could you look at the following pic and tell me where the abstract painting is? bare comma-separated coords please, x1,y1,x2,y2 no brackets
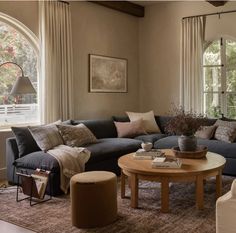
89,54,127,93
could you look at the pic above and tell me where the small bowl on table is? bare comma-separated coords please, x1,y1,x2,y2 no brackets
141,142,153,152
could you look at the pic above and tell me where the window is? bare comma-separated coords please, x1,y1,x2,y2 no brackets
203,37,236,119
0,15,39,128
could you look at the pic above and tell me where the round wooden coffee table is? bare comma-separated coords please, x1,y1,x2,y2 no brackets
118,149,226,213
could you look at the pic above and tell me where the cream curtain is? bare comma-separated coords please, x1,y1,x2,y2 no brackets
180,16,206,113
39,1,74,123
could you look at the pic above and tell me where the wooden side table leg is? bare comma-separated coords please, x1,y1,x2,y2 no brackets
196,175,204,210
161,178,169,213
130,173,138,208
216,171,222,200
121,170,126,199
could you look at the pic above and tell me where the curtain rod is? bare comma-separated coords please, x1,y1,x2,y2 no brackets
58,0,69,5
182,9,236,20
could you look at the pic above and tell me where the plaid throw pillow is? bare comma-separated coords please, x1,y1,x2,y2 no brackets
57,123,97,147
28,124,64,151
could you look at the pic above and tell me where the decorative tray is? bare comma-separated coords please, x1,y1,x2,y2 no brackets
172,145,208,159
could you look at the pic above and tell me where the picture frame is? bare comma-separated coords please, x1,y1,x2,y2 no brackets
89,54,128,93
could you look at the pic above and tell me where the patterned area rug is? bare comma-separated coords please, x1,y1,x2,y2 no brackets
0,176,234,233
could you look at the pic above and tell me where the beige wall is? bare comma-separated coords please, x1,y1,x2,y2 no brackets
0,1,38,36
139,1,236,115
70,2,139,119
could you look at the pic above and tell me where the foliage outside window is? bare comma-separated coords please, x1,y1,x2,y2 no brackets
0,22,39,128
203,38,236,119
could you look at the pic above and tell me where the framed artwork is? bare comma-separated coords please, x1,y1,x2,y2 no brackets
89,54,128,93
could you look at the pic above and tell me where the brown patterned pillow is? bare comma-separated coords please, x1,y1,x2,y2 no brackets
214,119,236,143
214,125,236,143
57,123,97,147
28,124,64,152
114,119,147,138
195,125,217,139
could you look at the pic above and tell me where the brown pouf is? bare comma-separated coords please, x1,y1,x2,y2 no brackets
70,171,117,228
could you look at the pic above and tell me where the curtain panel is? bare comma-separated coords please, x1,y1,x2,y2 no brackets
39,1,74,123
180,16,206,113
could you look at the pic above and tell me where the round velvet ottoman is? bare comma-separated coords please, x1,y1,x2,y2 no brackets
70,171,117,228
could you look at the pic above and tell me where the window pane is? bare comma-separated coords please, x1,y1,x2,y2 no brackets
226,39,236,66
204,92,221,118
204,40,221,65
226,68,236,92
0,22,38,127
203,67,221,92
226,94,236,119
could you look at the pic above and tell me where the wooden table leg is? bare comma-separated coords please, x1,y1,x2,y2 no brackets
121,170,126,199
196,175,204,210
216,171,222,200
130,173,138,208
161,178,169,213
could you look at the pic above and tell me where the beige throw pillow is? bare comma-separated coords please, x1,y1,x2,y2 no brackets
195,125,217,139
114,119,147,138
214,119,236,143
57,123,97,147
28,124,64,152
126,110,160,133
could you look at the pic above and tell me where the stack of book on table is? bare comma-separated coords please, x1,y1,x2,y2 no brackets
133,149,165,160
152,157,182,168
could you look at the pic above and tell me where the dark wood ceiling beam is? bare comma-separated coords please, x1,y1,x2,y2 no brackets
89,1,145,17
207,1,227,7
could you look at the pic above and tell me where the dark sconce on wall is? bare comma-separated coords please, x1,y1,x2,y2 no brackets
0,61,36,103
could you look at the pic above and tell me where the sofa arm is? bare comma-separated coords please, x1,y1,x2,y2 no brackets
231,179,236,197
6,137,19,184
216,179,236,233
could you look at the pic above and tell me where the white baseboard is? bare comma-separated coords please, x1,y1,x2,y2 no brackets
0,167,6,180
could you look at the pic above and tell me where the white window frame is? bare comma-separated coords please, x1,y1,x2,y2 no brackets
203,36,236,118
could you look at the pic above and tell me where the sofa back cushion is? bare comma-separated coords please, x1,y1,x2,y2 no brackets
154,116,173,134
112,116,130,122
71,119,117,139
11,127,41,157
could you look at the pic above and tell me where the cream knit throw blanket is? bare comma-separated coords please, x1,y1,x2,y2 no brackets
48,145,90,194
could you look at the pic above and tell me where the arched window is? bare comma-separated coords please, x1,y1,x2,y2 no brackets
203,37,236,119
0,13,39,128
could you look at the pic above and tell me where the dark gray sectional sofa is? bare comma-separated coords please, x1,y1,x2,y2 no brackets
6,116,236,196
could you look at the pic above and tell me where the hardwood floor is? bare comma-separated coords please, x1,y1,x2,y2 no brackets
0,220,36,233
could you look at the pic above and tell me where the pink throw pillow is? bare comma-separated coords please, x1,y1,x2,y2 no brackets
114,119,147,138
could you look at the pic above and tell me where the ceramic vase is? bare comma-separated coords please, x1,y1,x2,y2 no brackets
178,135,197,151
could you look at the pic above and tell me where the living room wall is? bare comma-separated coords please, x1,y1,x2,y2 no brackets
139,1,236,115
70,2,139,119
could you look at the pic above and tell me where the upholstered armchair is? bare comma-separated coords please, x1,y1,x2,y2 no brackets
216,179,236,233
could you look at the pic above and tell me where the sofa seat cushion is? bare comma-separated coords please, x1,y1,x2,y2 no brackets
134,133,167,143
154,135,236,159
86,138,142,164
14,151,60,172
14,138,142,172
